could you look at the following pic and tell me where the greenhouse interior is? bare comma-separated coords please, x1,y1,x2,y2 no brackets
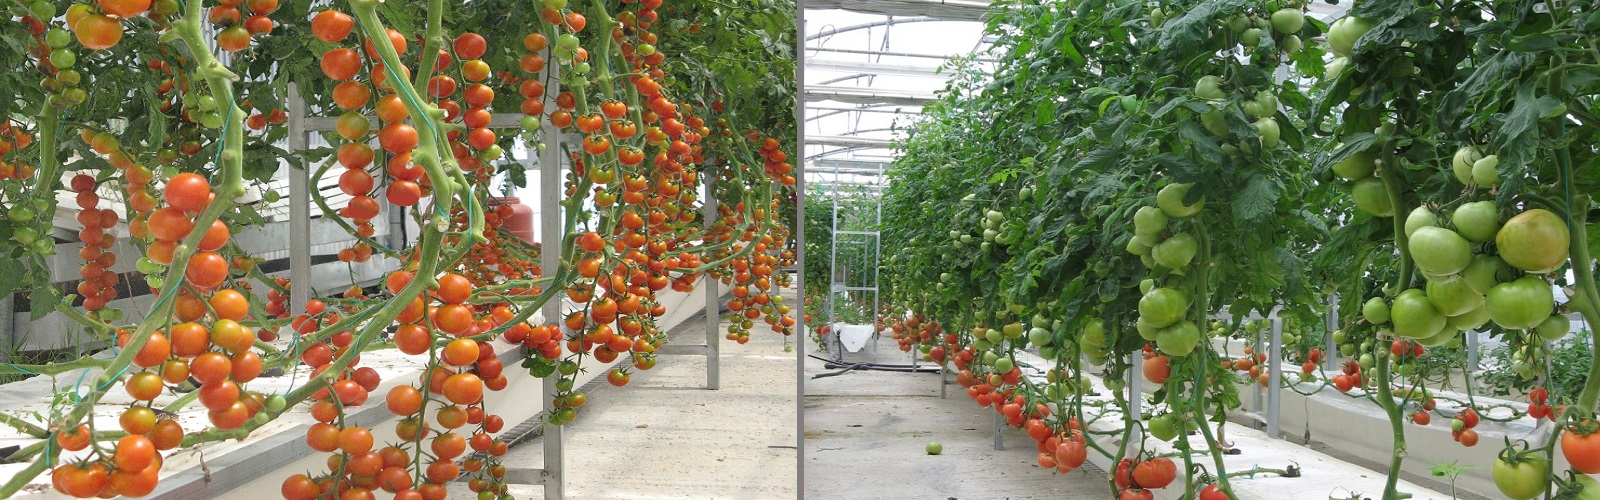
801,0,1600,499
0,0,799,499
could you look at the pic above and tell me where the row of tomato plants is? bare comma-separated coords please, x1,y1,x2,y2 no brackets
0,0,795,498
871,0,1600,499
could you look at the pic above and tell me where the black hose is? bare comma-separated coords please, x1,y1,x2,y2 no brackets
808,354,943,376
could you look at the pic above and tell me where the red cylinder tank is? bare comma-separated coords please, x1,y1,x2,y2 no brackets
490,197,535,243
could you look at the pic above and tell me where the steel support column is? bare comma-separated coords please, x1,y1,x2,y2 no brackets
704,186,720,390
537,52,565,500
285,84,311,316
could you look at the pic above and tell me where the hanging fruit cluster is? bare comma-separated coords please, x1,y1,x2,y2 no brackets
0,0,795,498
69,173,119,312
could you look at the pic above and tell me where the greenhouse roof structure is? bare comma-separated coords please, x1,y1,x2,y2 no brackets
803,1,1352,187
803,4,995,187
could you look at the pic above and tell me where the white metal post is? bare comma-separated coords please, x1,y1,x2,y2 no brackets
286,84,311,316
1266,317,1283,439
703,186,720,390
537,50,564,500
1324,295,1339,370
1251,324,1262,413
992,411,1003,451
1466,329,1480,371
1127,352,1143,451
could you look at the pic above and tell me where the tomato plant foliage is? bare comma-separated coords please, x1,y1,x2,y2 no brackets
0,0,796,498
877,0,1600,498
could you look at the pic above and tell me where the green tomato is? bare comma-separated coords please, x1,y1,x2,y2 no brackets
984,328,1003,345
1403,206,1437,238
925,442,942,455
1125,237,1152,256
1408,226,1472,277
1134,206,1168,236
1425,278,1484,317
1281,34,1303,54
1350,177,1394,217
1486,276,1555,330
1462,254,1507,294
557,33,580,50
1028,327,1053,347
1492,456,1548,500
1136,317,1161,341
1139,279,1155,295
1003,323,1025,339
1156,183,1204,218
1332,149,1376,181
1325,56,1350,80
1452,201,1500,243
1363,297,1391,324
1148,415,1179,441
1339,343,1356,357
1358,353,1375,370
45,29,70,49
1240,28,1261,48
973,339,992,352
1417,327,1459,347
1447,302,1491,331
1194,76,1225,101
1081,320,1107,346
1496,209,1570,273
1254,92,1279,115
1391,289,1445,339
1332,329,1348,344
48,49,76,69
1452,145,1482,186
1271,9,1304,34
1534,314,1570,341
1201,109,1230,137
1571,472,1600,500
1472,155,1500,187
1103,376,1123,391
1156,320,1201,356
994,356,1014,374
11,226,37,245
1327,16,1378,57
1139,288,1189,329
1253,117,1280,149
265,395,287,412
1152,232,1198,269
7,204,35,223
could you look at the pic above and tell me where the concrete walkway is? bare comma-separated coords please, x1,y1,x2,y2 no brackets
803,344,1109,499
466,287,799,499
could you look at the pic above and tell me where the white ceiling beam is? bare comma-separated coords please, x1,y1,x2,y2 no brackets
806,0,995,22
808,135,897,149
806,59,949,77
805,85,936,106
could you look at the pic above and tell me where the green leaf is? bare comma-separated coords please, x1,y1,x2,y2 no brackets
0,259,22,298
1233,174,1279,223
1507,34,1558,53
29,286,60,322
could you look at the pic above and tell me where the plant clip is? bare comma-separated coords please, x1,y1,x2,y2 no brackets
1284,464,1301,477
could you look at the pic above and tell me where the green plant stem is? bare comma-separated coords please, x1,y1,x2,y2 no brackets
1566,198,1600,411
1377,152,1411,500
0,413,45,439
1190,219,1239,499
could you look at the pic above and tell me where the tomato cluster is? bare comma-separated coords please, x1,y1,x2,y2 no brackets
69,174,120,312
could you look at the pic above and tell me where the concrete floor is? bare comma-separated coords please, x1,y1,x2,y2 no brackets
803,345,1109,499
464,288,800,499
